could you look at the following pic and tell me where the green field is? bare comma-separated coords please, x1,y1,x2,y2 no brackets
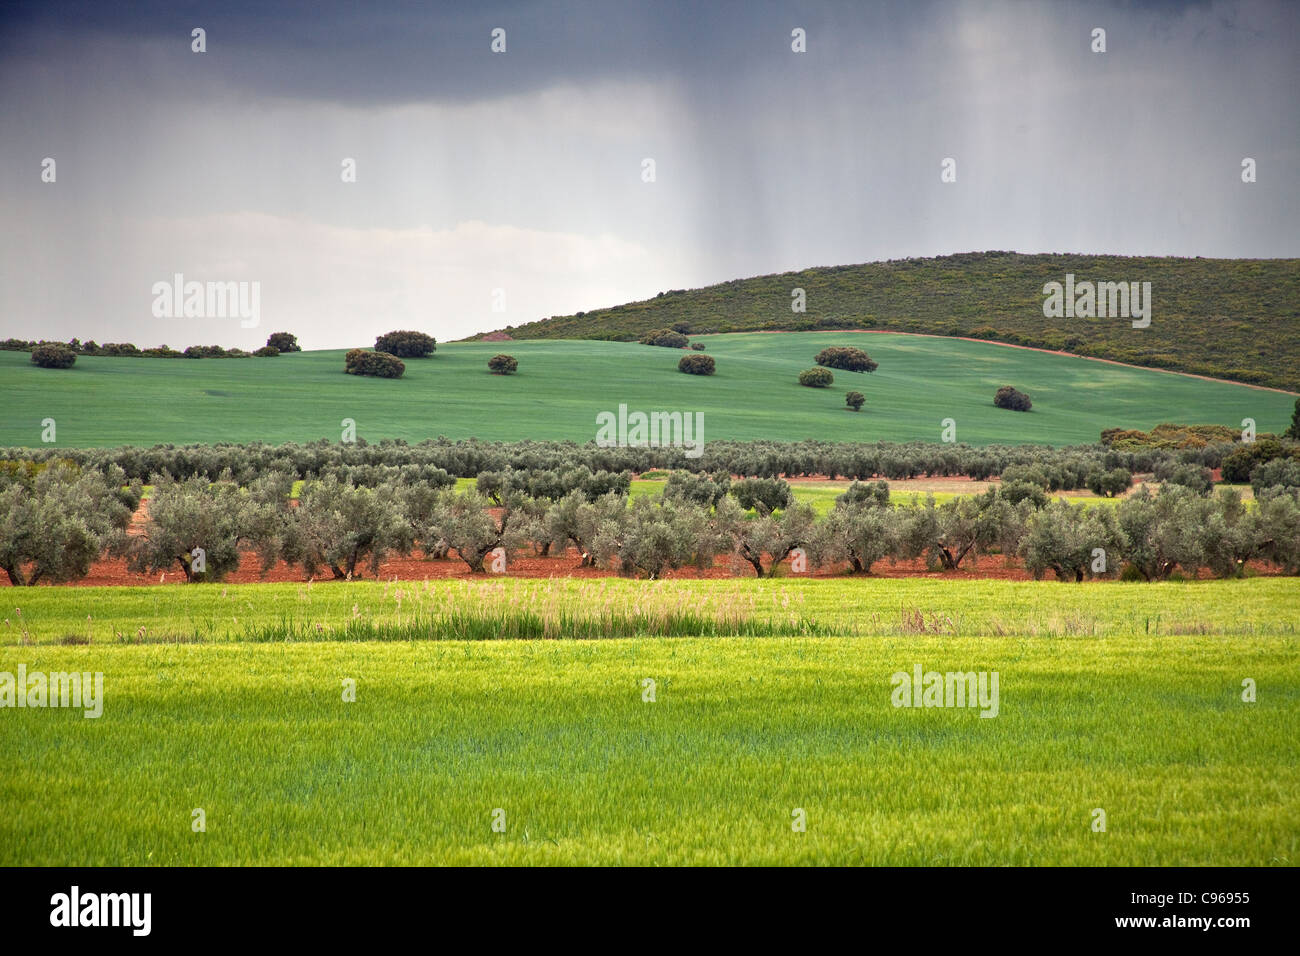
1,332,1292,448
485,252,1300,391
2,578,1296,865
5,577,1296,644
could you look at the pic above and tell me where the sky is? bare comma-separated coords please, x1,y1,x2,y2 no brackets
1,0,1296,350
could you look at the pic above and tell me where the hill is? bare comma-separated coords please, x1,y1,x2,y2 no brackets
1,332,1292,449
472,251,1300,391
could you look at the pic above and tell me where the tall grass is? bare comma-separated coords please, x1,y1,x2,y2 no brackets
241,579,833,641
4,577,1297,645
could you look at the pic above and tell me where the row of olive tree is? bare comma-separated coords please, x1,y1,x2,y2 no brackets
7,469,1297,584
10,435,1291,489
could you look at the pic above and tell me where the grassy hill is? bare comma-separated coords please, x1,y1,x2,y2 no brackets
473,251,1300,391
2,332,1292,449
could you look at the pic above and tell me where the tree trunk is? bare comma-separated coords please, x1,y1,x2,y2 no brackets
464,547,488,573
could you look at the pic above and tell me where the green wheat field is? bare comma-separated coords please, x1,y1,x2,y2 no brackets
3,332,1293,448
2,578,1296,865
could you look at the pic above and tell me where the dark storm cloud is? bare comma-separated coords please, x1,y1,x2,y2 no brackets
1,1,1296,349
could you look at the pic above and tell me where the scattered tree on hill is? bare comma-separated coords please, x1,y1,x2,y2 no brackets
345,348,405,378
845,391,865,412
993,385,1032,411
488,354,518,375
266,332,301,353
375,330,436,358
689,342,706,351
30,343,76,369
1286,397,1300,440
253,346,279,357
815,346,878,373
639,329,690,348
184,345,228,358
798,367,834,388
678,354,715,375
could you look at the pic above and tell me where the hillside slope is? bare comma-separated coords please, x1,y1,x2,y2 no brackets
2,333,1292,449
473,252,1300,391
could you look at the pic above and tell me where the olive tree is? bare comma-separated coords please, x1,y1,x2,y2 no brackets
0,464,138,586
713,497,817,577
663,470,730,508
545,490,628,567
730,477,793,516
1115,486,1207,580
836,480,890,509
281,477,412,579
900,492,1025,571
130,475,250,582
425,488,535,572
1085,467,1133,498
1195,488,1265,578
1019,499,1124,581
1254,488,1300,574
590,495,705,579
810,499,902,574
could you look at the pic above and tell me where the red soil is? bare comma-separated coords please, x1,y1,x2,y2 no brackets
7,543,1276,588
